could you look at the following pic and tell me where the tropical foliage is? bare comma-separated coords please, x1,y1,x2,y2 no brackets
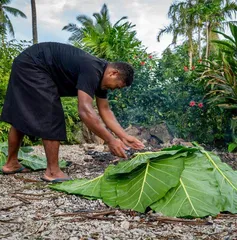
0,2,236,150
0,0,27,44
157,0,237,68
51,145,237,218
63,4,145,62
198,23,237,149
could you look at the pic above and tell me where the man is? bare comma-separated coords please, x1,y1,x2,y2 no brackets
0,42,144,182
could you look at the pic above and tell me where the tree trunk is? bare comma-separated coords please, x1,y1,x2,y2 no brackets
188,43,193,70
188,29,193,70
31,0,38,44
205,22,211,60
198,24,202,59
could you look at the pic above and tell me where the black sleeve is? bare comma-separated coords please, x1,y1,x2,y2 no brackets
76,64,100,99
76,60,108,99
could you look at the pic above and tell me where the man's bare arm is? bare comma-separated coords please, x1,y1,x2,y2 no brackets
96,97,144,149
78,90,128,158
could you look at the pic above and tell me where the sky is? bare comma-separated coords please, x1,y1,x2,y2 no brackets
7,0,174,55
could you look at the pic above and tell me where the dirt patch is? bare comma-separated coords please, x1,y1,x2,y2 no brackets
0,144,236,240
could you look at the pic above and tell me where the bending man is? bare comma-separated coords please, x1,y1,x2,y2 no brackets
0,42,144,182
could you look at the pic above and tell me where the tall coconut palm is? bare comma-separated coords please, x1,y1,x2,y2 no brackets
197,0,237,59
31,0,38,44
158,0,237,64
0,0,27,44
157,0,196,69
63,4,143,61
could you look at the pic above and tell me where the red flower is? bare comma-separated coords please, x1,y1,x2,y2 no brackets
148,55,152,59
184,66,189,72
189,101,196,107
198,103,203,108
192,66,195,70
140,61,145,66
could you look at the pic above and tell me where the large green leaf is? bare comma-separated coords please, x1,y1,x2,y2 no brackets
51,151,187,211
50,175,103,198
114,155,184,212
151,152,222,217
50,145,237,217
19,154,67,170
200,150,237,213
0,142,67,170
100,166,118,207
107,148,195,177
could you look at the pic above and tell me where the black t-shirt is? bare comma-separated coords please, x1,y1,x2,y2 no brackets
23,42,108,98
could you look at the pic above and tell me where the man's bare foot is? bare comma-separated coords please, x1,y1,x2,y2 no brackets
2,162,30,174
43,169,70,181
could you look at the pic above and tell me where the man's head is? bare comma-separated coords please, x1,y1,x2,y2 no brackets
101,62,134,90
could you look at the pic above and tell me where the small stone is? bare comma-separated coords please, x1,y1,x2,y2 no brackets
121,220,130,230
134,216,141,222
84,155,93,162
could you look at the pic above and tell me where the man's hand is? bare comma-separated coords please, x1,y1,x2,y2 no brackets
121,135,145,150
108,138,129,158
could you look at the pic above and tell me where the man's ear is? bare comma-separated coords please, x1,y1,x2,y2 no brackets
109,69,119,77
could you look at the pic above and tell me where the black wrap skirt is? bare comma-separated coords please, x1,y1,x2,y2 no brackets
0,53,67,141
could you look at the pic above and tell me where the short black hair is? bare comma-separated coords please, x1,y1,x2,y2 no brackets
109,62,134,86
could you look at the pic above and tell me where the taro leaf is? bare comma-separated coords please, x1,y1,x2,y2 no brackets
0,143,33,157
50,175,103,198
19,154,67,170
161,145,197,152
101,151,188,210
114,155,184,213
0,152,7,169
151,152,223,218
107,149,194,177
0,143,67,170
100,166,118,207
20,146,34,153
201,150,237,213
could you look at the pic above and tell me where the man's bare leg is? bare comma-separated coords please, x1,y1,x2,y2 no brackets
42,139,69,180
2,126,27,172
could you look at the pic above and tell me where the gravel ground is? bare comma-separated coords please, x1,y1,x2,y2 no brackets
0,144,237,240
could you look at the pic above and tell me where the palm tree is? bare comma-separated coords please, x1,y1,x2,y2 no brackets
197,0,237,59
157,0,196,69
31,0,38,44
0,0,27,45
63,4,143,62
158,0,237,64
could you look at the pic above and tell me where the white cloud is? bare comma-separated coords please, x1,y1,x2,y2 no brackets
8,0,174,55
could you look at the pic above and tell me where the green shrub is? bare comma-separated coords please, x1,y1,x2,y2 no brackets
61,97,80,144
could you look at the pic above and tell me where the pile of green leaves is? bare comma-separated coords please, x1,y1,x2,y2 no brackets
51,144,237,218
0,142,67,171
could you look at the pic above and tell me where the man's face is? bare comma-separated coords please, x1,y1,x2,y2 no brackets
104,79,126,91
101,68,126,90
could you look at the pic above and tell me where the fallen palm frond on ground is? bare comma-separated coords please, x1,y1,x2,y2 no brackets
50,144,237,218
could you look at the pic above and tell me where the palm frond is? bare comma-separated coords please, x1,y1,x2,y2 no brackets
3,6,26,18
62,23,78,32
5,13,14,36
